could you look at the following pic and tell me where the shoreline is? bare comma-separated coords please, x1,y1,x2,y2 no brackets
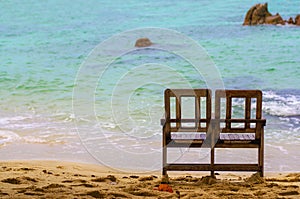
0,160,299,198
1,140,300,172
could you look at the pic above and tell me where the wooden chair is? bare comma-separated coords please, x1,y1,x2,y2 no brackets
213,90,266,176
161,89,213,175
161,89,266,177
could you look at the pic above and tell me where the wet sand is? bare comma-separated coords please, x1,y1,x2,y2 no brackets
0,160,299,198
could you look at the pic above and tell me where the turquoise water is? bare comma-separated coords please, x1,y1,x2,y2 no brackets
0,0,300,172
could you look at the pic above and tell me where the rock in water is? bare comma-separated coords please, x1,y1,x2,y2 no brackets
295,14,300,26
243,3,272,25
243,3,286,26
287,17,294,25
135,38,152,47
244,3,300,26
265,13,285,25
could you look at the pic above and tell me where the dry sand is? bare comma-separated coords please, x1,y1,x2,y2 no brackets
0,160,299,198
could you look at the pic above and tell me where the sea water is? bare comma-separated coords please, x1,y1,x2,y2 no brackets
0,0,300,172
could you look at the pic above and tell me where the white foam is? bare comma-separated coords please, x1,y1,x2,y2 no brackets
0,130,49,146
263,91,300,117
0,116,29,125
23,136,48,144
0,130,21,145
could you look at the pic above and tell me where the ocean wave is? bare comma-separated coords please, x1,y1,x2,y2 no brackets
263,90,300,117
0,131,21,145
0,130,67,147
0,116,31,125
0,130,50,146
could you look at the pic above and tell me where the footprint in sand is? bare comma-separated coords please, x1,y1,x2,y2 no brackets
19,167,35,171
279,190,299,196
138,176,154,181
42,183,65,189
84,190,105,198
23,192,44,196
0,191,9,196
62,179,87,183
91,175,117,183
71,183,95,188
1,178,21,184
1,176,37,184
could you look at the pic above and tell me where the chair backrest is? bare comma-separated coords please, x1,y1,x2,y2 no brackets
215,90,263,132
164,89,212,132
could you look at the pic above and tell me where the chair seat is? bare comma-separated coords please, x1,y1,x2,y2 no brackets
171,133,255,141
220,133,255,141
168,133,257,147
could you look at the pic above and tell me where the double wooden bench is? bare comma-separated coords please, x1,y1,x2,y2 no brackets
161,89,266,177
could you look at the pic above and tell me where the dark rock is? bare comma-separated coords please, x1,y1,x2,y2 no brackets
243,3,272,25
295,14,300,25
265,14,285,25
243,3,287,26
287,17,294,24
135,38,152,47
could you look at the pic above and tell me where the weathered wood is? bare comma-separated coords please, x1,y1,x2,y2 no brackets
162,89,266,176
215,90,265,176
164,164,211,171
162,89,212,175
164,164,260,171
213,164,260,171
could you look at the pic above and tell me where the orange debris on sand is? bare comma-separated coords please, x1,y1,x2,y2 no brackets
157,184,173,193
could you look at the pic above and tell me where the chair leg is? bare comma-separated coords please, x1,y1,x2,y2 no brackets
258,130,264,177
259,145,264,177
163,143,167,176
163,168,167,176
211,148,215,177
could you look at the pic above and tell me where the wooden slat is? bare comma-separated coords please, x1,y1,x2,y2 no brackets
176,96,181,128
196,96,200,128
215,143,259,148
164,164,259,172
245,97,251,128
170,127,208,132
168,89,211,97
221,128,256,133
239,134,246,140
219,133,255,141
256,91,262,119
222,119,266,124
167,118,210,123
245,134,251,140
221,134,230,140
213,164,259,171
164,89,171,123
167,142,209,148
171,133,206,139
165,164,211,171
228,134,235,140
226,97,232,129
170,133,256,141
206,89,212,120
215,91,221,119
233,134,240,140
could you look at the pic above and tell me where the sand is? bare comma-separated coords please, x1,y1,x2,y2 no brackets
0,161,299,198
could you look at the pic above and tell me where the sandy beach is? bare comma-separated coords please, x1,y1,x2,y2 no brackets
0,160,299,198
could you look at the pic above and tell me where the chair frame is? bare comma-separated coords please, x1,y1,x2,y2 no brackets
161,89,266,177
